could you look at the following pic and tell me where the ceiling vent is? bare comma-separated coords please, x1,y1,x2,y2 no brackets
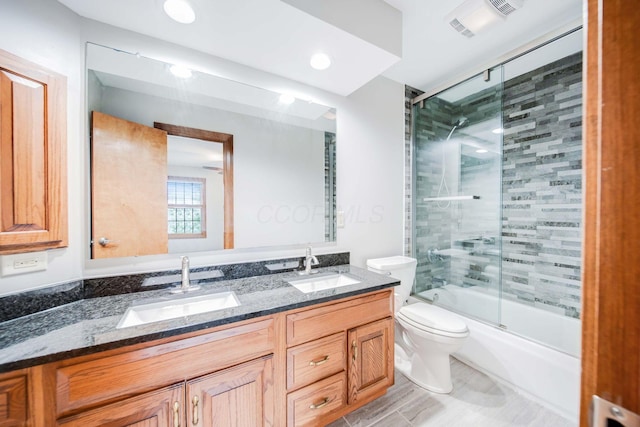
446,0,524,38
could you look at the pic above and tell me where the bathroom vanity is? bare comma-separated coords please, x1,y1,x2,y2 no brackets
0,263,396,426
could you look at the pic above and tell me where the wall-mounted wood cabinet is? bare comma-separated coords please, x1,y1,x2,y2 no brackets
0,49,67,255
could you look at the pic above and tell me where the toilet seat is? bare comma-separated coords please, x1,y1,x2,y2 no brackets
397,303,469,337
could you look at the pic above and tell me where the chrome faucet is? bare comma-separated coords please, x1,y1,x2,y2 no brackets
171,256,200,293
181,256,190,289
302,246,319,275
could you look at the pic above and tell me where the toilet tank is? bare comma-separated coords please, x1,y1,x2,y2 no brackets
366,256,417,310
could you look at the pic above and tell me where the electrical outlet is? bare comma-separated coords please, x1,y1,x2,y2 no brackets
1,252,47,276
337,210,345,228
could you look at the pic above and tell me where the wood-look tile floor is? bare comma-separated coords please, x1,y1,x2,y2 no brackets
327,358,573,427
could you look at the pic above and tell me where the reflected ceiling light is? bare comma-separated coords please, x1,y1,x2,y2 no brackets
445,0,524,38
323,110,337,120
492,127,504,134
279,93,296,104
310,53,331,70
476,149,489,153
163,0,196,24
169,64,192,78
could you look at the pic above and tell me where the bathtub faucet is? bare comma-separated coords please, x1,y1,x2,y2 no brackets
432,277,447,287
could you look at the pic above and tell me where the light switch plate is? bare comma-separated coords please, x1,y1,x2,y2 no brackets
337,210,345,228
1,252,48,276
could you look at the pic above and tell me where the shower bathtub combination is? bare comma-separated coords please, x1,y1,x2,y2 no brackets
408,28,583,423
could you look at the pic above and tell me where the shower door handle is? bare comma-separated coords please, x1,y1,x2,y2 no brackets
591,395,640,427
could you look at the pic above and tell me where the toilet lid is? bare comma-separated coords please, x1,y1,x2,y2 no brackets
398,303,468,334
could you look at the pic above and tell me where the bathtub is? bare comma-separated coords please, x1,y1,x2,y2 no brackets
415,285,581,423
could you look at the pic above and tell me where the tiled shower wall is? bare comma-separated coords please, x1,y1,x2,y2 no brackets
501,52,582,318
407,51,583,319
404,86,423,257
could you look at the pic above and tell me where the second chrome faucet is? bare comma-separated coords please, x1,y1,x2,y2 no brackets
301,246,319,275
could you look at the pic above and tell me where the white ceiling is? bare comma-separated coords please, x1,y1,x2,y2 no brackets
58,0,401,96
383,0,583,92
58,0,583,96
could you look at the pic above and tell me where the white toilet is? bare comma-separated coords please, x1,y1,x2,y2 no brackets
367,256,469,393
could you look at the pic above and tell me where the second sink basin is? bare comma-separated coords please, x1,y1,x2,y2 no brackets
287,272,360,293
117,290,240,329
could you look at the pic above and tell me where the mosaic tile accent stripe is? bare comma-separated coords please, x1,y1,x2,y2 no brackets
325,131,337,241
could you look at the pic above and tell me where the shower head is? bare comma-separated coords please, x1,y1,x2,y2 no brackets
445,117,468,141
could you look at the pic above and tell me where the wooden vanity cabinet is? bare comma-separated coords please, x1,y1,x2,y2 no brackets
57,356,274,427
285,290,394,426
52,318,275,426
10,288,393,427
0,370,29,427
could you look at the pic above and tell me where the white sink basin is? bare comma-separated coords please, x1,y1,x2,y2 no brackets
117,291,240,329
287,272,360,293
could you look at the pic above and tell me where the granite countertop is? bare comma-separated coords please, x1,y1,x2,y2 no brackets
0,265,398,373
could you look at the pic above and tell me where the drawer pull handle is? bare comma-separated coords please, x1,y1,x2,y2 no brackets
309,397,331,410
352,340,358,361
192,395,199,425
309,355,330,366
173,401,180,427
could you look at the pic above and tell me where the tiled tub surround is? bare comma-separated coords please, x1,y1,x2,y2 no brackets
0,254,402,373
410,51,583,320
501,52,583,318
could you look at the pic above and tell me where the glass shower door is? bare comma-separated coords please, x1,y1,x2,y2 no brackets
412,68,503,326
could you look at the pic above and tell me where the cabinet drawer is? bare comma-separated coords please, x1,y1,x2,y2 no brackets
56,318,274,417
287,372,346,427
287,290,393,346
287,332,346,391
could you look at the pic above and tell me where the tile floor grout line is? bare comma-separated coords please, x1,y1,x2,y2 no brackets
397,410,414,426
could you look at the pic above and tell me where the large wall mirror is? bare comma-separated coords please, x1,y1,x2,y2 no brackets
87,43,337,259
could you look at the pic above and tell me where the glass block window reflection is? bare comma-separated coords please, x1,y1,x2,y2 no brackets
167,177,206,238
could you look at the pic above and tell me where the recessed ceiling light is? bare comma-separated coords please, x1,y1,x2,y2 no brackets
476,149,488,153
310,53,331,70
492,128,504,134
169,64,192,79
163,0,196,24
279,93,296,105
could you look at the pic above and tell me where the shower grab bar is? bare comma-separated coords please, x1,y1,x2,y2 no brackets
423,195,480,202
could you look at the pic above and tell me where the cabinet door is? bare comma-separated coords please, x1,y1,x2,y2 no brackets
347,317,394,404
0,48,67,254
186,355,274,427
57,384,184,427
0,375,27,427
